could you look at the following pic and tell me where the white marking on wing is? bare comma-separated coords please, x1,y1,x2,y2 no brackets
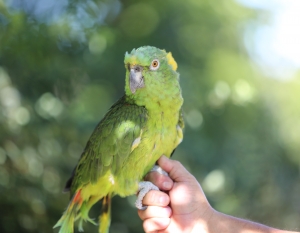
109,174,115,185
131,137,141,152
176,125,183,144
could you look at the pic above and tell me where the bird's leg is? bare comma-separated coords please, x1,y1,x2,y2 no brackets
135,181,159,210
135,165,169,210
77,196,99,232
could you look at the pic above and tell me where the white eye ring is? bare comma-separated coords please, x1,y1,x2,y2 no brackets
150,59,160,71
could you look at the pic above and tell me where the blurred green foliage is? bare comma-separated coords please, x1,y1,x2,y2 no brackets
0,0,300,232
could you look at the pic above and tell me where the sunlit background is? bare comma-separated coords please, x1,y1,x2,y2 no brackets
239,0,300,78
1,0,300,232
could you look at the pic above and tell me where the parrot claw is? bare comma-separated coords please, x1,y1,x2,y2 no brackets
150,165,169,176
135,181,159,210
86,217,97,225
78,220,84,232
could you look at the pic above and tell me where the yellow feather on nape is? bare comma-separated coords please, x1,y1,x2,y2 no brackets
166,52,178,71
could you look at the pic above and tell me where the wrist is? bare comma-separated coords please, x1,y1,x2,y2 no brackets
190,205,216,233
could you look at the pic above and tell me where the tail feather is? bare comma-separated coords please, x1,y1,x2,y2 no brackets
99,194,112,233
54,190,83,233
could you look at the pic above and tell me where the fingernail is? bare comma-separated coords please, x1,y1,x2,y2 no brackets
162,207,171,216
163,181,172,189
164,207,172,215
159,195,168,205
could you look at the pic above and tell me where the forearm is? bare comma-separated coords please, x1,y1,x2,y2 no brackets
193,210,299,233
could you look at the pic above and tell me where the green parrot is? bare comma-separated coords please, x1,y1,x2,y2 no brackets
54,46,184,233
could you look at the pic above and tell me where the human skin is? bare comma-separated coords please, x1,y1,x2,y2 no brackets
138,156,299,233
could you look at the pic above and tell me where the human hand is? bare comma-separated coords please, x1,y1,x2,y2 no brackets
138,156,213,233
138,156,300,233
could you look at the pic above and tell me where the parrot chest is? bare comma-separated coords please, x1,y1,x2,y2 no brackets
113,109,182,196
130,112,182,174
148,113,179,154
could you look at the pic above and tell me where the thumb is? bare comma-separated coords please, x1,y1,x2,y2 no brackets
157,156,194,183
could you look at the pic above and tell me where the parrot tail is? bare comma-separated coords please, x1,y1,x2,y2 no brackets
53,189,83,233
99,194,112,233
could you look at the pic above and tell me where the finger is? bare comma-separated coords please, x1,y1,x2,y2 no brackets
142,190,170,207
144,172,173,191
157,156,193,182
138,206,172,220
143,217,170,232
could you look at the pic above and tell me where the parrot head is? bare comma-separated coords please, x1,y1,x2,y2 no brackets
124,46,182,108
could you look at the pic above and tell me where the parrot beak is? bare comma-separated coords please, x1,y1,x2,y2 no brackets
129,65,144,94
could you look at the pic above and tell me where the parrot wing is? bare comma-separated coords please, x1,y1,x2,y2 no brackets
65,96,148,195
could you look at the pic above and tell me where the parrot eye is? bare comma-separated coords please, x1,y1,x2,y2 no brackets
150,59,160,71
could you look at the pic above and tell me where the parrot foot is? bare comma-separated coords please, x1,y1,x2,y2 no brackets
135,181,159,210
150,165,169,176
77,216,97,232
